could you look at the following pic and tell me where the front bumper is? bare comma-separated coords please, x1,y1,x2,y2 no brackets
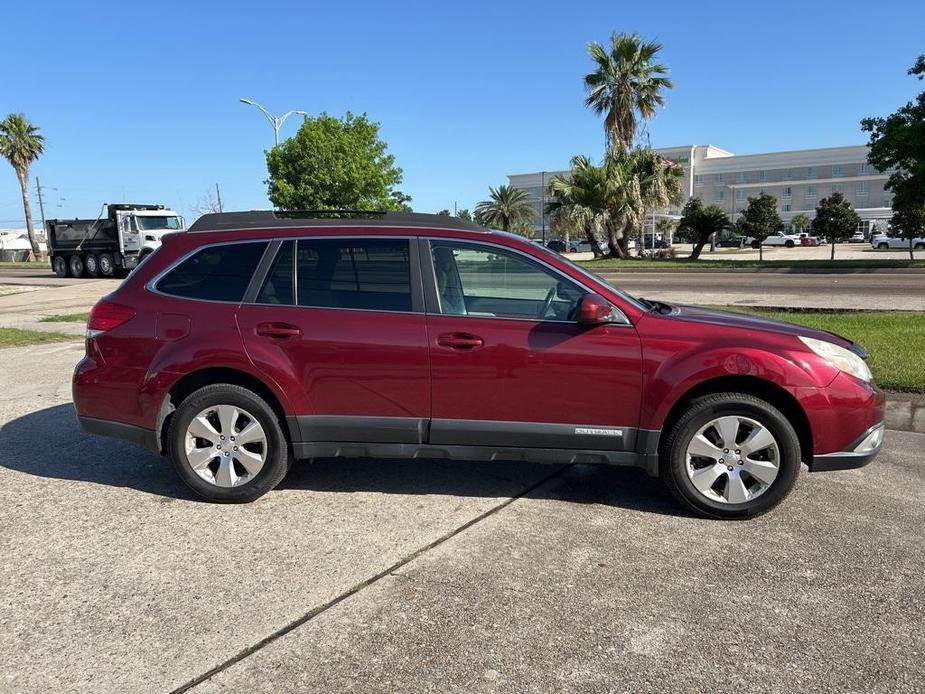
809,422,885,472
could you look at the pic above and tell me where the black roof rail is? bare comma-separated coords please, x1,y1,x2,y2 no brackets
187,210,489,233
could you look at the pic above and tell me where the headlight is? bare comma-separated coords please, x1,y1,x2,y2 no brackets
799,336,872,382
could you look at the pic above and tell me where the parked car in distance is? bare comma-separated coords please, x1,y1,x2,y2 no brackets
848,231,866,243
74,211,885,520
568,239,605,254
546,239,567,252
871,234,925,250
715,235,745,248
799,233,821,247
754,231,802,248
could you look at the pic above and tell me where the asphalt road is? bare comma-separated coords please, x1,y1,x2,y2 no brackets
1,342,923,693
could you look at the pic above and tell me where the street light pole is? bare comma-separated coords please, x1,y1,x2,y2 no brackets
239,98,309,146
541,171,546,243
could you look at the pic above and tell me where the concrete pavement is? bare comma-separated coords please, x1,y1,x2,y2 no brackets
1,342,924,693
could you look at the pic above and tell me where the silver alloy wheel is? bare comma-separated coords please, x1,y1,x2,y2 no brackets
184,404,267,487
685,415,780,504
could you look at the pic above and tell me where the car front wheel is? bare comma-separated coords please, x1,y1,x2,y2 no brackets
659,393,801,519
167,384,290,502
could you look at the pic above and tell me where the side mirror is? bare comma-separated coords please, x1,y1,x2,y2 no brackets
577,293,620,326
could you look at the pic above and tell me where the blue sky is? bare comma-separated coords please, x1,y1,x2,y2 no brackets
3,0,923,224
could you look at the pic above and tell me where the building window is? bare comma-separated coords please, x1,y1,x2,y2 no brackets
859,163,872,175
714,190,725,202
735,189,745,201
856,182,869,197
784,169,793,180
782,187,792,199
806,167,816,179
715,173,724,185
759,170,769,182
694,174,704,186
782,204,792,212
832,183,843,194
884,196,893,208
806,185,817,199
736,172,746,183
832,165,844,177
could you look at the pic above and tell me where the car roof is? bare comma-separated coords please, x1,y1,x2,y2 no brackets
188,210,488,234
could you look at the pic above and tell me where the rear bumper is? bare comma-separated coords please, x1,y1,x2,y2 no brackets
77,415,160,455
809,422,884,472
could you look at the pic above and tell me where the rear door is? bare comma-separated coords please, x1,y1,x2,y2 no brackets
422,238,643,452
236,236,431,445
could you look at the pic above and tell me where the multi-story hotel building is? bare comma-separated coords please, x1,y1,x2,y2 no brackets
508,144,892,238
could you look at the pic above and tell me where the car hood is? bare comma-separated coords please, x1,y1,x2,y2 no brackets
669,304,862,354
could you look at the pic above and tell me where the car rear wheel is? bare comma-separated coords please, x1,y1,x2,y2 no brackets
68,254,84,278
877,243,889,249
784,240,795,248
659,393,801,519
167,384,290,502
750,240,760,249
915,243,925,250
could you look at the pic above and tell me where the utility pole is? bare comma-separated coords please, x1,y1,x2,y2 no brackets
541,171,546,243
35,177,47,232
215,183,224,213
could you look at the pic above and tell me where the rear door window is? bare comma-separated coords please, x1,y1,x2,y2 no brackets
157,242,268,302
296,238,412,312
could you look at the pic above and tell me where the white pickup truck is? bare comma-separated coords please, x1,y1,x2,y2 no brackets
748,231,802,248
871,234,925,250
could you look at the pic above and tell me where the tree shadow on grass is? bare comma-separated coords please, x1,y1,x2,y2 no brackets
0,403,687,517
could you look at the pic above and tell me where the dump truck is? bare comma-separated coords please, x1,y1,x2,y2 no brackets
46,203,185,277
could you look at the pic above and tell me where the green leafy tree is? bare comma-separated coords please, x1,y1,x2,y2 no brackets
547,155,610,256
812,192,860,260
265,112,408,211
389,190,413,211
436,209,450,216
456,208,472,221
790,213,812,232
735,192,781,261
862,55,925,212
677,197,731,260
888,204,925,259
0,113,45,258
584,33,672,153
474,184,535,231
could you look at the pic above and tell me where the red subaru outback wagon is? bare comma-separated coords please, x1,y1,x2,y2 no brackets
74,211,885,519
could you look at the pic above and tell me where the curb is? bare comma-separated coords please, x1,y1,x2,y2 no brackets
885,392,925,434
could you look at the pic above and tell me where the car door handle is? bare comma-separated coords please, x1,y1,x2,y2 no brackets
256,322,302,339
437,332,484,350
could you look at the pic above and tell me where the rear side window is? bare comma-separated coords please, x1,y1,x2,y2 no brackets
256,241,295,305
296,238,411,312
157,242,267,302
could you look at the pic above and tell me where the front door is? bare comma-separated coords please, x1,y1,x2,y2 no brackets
237,236,430,445
423,239,643,452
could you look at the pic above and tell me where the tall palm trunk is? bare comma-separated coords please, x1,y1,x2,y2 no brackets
15,167,41,259
911,237,916,261
584,225,605,257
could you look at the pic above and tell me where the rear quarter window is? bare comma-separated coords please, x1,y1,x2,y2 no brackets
156,242,267,302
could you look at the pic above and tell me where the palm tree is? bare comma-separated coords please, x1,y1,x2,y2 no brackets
584,33,673,153
0,114,45,259
474,184,536,231
677,197,731,259
547,156,610,257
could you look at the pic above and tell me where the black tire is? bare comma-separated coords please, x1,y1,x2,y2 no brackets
68,254,84,278
659,392,801,520
85,254,100,277
914,243,925,250
52,255,68,278
784,240,795,248
877,243,889,250
167,384,290,503
750,240,760,249
98,253,115,277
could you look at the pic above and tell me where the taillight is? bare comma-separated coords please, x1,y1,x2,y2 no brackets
87,300,136,332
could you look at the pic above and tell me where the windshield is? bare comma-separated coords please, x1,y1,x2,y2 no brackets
136,216,182,231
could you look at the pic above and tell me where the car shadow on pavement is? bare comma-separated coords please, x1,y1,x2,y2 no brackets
0,403,685,516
